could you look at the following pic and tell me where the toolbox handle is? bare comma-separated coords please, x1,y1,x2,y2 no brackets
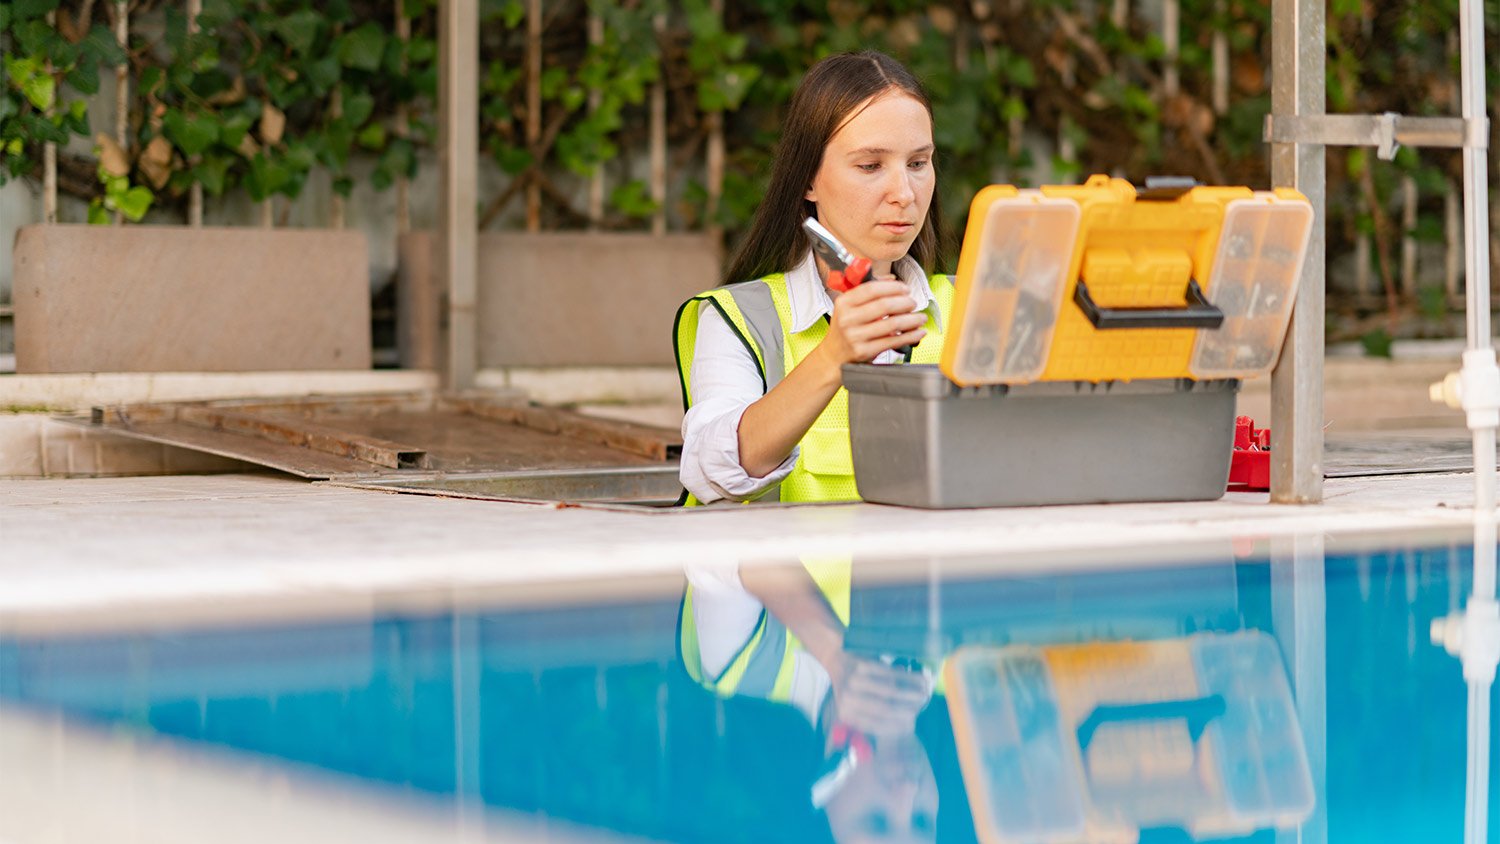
1075,694,1227,751
1074,279,1225,330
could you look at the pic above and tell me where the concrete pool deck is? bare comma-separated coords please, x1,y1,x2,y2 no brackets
0,468,1491,635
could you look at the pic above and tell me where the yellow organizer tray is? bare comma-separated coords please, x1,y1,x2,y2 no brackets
940,176,1314,386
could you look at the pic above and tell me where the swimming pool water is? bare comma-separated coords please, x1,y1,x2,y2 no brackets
0,538,1492,843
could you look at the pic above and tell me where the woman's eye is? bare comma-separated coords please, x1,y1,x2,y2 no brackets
856,163,881,173
908,159,930,170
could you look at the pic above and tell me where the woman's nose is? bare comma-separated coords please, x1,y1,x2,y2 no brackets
887,169,916,205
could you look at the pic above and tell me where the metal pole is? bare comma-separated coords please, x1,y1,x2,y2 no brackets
1271,532,1327,844
439,0,479,390
1269,0,1326,503
1458,0,1494,516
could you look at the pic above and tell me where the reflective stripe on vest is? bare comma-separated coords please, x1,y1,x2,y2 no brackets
674,272,953,701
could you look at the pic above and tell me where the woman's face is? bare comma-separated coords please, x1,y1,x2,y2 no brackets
806,90,935,281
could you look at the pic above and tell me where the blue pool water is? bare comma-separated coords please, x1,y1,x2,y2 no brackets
0,537,1493,843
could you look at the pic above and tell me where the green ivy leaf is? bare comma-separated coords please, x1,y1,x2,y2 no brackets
302,56,340,94
380,138,416,178
341,91,374,127
194,156,230,195
65,62,101,95
82,24,127,66
88,201,110,225
12,0,59,23
217,112,253,148
337,23,387,72
113,186,154,221
283,142,318,172
492,143,532,174
272,10,323,56
197,0,236,30
610,180,658,218
246,154,291,200
356,123,386,149
20,69,56,112
163,110,219,156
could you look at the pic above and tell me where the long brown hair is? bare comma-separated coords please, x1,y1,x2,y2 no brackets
722,50,945,286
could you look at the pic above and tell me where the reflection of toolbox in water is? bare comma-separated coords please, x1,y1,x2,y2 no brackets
845,176,1314,508
944,633,1315,844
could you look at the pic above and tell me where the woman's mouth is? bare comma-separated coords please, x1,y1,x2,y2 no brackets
879,222,915,235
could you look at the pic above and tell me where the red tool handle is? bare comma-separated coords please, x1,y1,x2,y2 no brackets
828,256,873,293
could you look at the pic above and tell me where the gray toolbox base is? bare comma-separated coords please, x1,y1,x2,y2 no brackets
843,364,1238,509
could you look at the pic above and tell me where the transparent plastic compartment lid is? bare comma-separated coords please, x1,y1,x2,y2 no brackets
945,194,1080,387
948,631,1314,844
1190,196,1315,379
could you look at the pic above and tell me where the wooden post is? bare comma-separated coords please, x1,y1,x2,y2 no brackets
329,24,346,230
439,0,480,390
705,0,725,248
395,0,411,235
113,0,128,225
1355,225,1371,300
650,11,668,235
1058,56,1077,181
187,0,203,226
526,0,542,232
42,11,57,223
588,9,605,227
1163,0,1180,99
1401,174,1417,298
1212,0,1229,114
1448,180,1462,303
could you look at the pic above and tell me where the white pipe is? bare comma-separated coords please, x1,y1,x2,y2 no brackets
1467,676,1491,844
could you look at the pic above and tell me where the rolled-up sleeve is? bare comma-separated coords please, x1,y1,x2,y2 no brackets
680,303,798,504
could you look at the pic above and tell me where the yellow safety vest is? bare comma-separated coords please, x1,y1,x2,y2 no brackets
673,271,954,700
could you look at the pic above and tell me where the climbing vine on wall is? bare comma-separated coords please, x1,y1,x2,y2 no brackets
3,0,1498,327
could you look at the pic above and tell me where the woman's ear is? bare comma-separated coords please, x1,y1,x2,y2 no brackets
804,187,817,203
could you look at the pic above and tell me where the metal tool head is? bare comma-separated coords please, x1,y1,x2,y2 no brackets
802,217,852,271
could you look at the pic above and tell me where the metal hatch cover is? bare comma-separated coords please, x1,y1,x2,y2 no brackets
78,392,684,504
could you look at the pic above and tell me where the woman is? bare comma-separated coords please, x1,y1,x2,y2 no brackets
674,50,953,506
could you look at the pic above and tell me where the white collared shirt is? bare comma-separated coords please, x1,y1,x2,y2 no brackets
679,250,935,504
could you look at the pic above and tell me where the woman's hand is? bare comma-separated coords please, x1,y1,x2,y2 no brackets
817,279,927,366
825,651,934,738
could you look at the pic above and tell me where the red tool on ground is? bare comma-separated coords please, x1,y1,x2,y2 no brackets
1227,415,1270,491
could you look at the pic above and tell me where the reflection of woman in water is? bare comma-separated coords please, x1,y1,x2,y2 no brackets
684,560,940,843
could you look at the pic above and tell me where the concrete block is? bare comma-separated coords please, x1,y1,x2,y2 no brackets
399,231,718,368
42,437,71,476
0,415,44,476
66,440,99,475
13,224,372,373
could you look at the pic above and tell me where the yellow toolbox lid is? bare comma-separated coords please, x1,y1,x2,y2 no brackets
940,176,1314,386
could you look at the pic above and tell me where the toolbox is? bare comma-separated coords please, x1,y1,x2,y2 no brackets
943,632,1315,844
845,175,1314,508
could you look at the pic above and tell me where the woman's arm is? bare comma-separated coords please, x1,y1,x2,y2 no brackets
740,562,932,737
736,279,929,477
